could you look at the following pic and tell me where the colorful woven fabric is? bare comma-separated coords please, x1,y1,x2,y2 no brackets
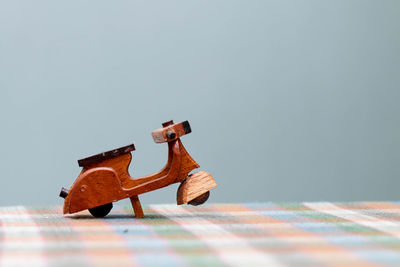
2,202,400,266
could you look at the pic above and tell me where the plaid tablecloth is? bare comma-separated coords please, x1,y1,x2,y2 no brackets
2,202,400,266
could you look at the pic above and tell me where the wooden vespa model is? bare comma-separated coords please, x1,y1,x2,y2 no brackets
59,120,217,218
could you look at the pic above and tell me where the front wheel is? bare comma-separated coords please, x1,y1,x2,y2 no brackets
89,203,113,218
188,191,210,206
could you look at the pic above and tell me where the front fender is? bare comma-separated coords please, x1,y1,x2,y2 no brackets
177,171,217,205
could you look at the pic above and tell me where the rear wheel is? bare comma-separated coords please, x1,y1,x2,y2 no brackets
188,191,210,206
89,203,113,218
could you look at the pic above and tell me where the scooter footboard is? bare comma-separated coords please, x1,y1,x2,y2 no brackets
177,171,217,205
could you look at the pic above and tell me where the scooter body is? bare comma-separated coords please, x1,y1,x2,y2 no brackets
60,120,217,218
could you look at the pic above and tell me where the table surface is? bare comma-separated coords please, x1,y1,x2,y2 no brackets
1,202,400,266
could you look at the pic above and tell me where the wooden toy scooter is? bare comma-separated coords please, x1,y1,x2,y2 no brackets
59,120,217,218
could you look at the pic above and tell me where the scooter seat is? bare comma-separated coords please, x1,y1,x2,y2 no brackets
78,144,135,167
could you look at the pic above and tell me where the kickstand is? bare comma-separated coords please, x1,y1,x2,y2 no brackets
130,195,144,218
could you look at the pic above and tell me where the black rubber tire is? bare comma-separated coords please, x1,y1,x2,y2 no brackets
188,191,210,206
88,203,113,218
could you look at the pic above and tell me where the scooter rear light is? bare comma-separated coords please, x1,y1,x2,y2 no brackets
59,187,68,199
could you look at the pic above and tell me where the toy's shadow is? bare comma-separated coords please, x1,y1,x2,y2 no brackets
67,213,170,220
67,213,226,220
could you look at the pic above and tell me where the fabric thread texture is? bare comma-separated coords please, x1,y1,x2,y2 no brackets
1,202,400,266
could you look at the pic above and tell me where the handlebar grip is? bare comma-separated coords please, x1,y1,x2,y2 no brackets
152,120,192,143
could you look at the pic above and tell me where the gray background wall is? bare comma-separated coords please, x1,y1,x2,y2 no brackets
1,0,399,206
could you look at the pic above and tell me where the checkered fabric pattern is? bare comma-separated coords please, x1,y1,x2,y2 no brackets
2,202,400,266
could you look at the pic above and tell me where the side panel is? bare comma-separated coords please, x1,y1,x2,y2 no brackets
64,167,127,214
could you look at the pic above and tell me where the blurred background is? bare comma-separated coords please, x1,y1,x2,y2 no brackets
1,0,399,206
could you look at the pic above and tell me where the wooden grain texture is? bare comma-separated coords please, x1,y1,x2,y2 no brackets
81,153,133,187
176,171,217,205
64,167,125,214
62,120,216,218
130,195,144,218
